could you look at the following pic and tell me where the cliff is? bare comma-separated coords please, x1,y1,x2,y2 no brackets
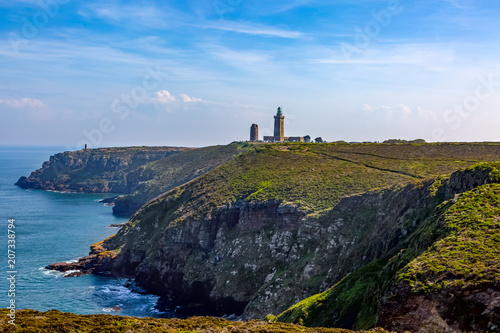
16,144,250,218
15,146,193,193
276,163,500,332
46,143,500,331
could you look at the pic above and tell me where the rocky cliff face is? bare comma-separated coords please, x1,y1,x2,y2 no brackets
15,147,193,193
376,168,500,333
377,283,500,333
61,178,444,319
276,163,500,332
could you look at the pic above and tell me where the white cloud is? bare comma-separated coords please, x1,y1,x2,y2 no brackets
180,93,204,103
155,90,176,104
417,106,437,120
154,91,206,104
0,98,45,108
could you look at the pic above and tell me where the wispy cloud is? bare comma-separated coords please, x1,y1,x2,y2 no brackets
79,2,187,29
268,0,316,14
0,38,152,65
199,43,276,74
439,0,475,10
0,98,45,108
313,43,456,70
200,21,302,39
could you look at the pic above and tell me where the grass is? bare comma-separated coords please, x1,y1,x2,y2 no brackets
132,142,500,225
275,259,394,330
0,309,393,333
398,183,500,293
113,143,252,216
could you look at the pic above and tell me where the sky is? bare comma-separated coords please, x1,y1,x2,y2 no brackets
1,0,500,148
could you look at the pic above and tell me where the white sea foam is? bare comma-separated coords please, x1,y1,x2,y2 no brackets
63,270,81,277
39,267,64,278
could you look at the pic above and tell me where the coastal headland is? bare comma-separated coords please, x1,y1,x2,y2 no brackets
13,142,500,332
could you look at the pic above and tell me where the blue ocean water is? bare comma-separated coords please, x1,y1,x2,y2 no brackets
0,147,162,317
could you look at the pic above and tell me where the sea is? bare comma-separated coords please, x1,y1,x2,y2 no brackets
0,146,164,317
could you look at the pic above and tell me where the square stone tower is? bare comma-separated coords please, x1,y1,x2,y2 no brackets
250,124,259,141
274,107,285,141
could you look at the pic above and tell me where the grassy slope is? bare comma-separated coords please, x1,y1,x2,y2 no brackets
0,309,391,333
133,142,500,225
398,181,500,293
113,143,252,216
276,163,500,330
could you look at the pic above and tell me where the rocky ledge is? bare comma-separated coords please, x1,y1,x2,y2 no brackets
46,238,119,277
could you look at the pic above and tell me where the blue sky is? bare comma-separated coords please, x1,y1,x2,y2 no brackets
1,0,500,148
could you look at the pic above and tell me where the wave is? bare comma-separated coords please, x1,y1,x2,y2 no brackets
39,267,81,278
63,270,82,277
39,267,65,278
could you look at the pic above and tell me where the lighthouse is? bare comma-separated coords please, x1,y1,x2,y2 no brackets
273,107,285,141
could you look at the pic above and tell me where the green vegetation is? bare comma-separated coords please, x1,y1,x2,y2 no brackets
139,142,500,221
399,183,500,293
383,139,426,144
276,162,500,330
276,259,392,330
0,309,392,333
113,143,252,216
